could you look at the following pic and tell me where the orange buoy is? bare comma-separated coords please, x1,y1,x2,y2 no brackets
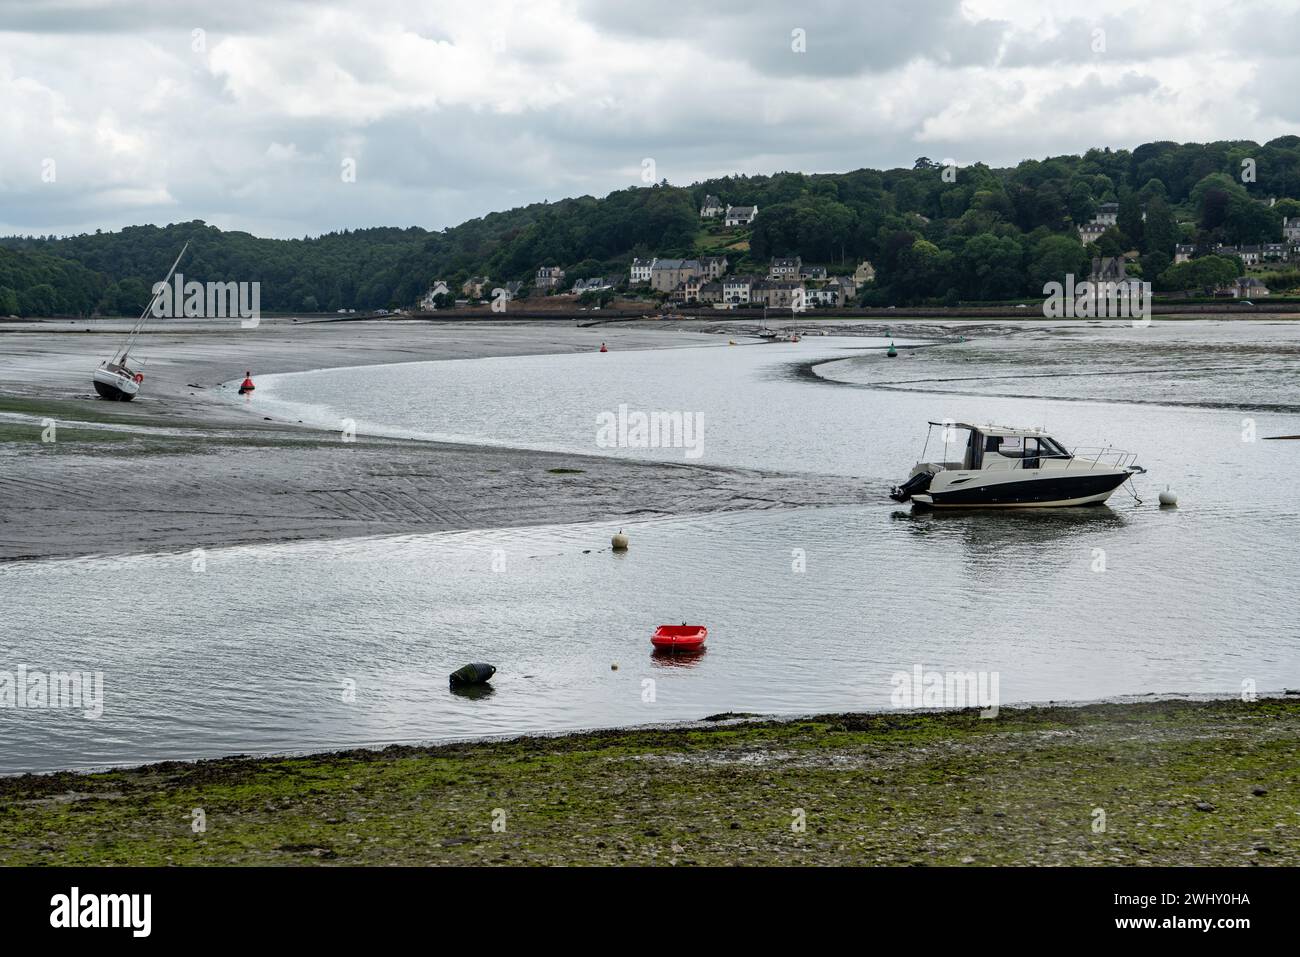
599,343,608,353
238,370,255,394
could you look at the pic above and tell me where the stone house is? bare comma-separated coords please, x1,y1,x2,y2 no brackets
752,280,800,309
535,266,566,292
649,259,702,293
827,276,857,301
1232,277,1270,298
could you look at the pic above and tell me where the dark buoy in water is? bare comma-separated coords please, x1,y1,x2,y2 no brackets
599,342,608,353
238,370,256,394
886,341,898,358
450,662,496,687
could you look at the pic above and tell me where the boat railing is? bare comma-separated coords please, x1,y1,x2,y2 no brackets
1063,447,1140,470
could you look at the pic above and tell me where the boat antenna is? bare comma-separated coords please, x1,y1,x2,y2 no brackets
118,241,189,364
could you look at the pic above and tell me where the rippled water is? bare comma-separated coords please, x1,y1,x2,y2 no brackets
4,323,1300,773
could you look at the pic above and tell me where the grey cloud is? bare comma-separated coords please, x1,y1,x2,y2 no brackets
578,0,1010,78
0,0,317,34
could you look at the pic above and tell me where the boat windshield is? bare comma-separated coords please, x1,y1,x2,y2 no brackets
985,435,1070,459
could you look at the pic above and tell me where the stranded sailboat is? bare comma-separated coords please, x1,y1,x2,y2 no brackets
92,243,188,401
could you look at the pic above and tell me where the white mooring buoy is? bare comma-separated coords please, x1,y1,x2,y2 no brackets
1158,487,1178,508
612,530,629,550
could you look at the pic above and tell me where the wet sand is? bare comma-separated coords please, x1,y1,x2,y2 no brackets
0,318,871,562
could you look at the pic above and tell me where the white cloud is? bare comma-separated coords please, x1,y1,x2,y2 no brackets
0,0,1295,238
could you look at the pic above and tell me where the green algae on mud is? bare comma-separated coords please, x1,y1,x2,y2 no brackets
1,698,1297,866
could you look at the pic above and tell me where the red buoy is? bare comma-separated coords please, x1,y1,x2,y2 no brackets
652,624,707,651
238,371,255,394
599,343,608,353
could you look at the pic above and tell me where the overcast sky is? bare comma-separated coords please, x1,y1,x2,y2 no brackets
2,0,1298,238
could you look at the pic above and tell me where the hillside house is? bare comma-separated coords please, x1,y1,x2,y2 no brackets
724,205,758,227
572,277,616,294
462,276,489,298
769,257,801,279
1216,245,1261,266
535,266,566,292
854,261,876,284
418,280,450,310
1078,222,1108,245
699,281,723,304
1284,217,1300,244
700,255,729,279
800,264,827,281
827,276,857,300
700,195,724,219
1090,256,1128,281
1093,202,1120,226
1174,244,1196,264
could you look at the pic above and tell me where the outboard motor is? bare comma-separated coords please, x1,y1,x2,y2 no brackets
890,469,934,502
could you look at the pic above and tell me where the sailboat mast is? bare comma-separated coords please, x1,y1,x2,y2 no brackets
117,241,189,364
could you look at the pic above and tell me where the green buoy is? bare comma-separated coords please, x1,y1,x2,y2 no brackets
886,340,898,358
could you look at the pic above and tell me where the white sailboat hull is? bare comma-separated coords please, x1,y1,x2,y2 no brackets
93,366,140,401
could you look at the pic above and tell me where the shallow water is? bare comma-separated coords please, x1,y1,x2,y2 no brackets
4,323,1300,773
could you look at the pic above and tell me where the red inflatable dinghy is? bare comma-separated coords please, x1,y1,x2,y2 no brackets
652,624,707,651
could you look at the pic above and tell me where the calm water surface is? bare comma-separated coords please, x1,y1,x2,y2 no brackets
4,324,1299,773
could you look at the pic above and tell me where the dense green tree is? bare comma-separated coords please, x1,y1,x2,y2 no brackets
1117,192,1145,248
1028,235,1089,291
5,138,1300,312
1157,255,1240,294
1142,195,1179,256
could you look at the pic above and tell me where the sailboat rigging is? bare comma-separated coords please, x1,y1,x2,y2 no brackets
91,242,188,401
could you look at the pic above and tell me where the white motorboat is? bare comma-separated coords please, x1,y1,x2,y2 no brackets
890,421,1145,508
92,243,188,401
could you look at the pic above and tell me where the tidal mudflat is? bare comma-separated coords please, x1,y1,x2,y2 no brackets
2,698,1296,866
1,317,1298,867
